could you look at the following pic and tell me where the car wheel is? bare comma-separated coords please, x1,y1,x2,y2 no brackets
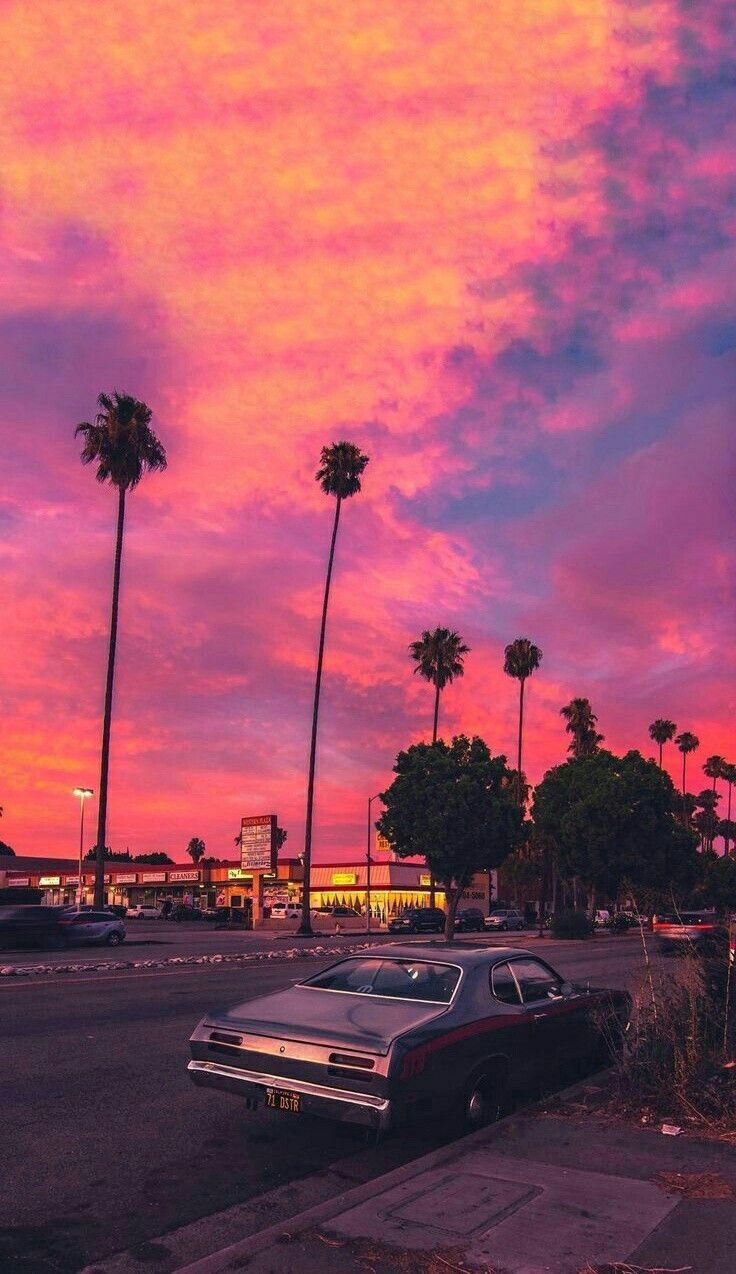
462,1068,505,1132
499,922,507,932
106,931,123,946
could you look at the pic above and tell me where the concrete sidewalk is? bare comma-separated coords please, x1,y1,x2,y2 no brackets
177,1101,736,1274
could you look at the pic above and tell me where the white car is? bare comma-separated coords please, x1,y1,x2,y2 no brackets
484,908,525,932
126,904,162,919
269,902,302,920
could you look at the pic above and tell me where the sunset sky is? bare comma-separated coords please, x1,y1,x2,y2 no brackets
1,1,734,862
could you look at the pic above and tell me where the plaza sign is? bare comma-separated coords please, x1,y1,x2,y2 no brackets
240,814,277,872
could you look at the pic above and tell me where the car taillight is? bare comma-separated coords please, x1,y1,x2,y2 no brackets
328,1052,375,1070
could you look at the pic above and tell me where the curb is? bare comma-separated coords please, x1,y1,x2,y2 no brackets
173,1068,612,1274
0,942,374,980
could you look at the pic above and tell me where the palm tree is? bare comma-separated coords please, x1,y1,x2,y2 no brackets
675,731,700,822
703,754,725,796
648,719,677,770
76,392,167,906
721,762,736,855
409,628,470,743
298,441,369,937
560,698,603,758
503,638,542,806
187,837,206,866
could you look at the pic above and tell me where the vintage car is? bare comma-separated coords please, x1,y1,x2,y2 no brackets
188,945,630,1133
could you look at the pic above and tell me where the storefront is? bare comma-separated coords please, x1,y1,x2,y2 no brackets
309,863,494,921
207,859,303,923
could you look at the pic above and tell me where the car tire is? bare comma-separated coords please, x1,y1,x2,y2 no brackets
462,1067,506,1132
499,922,507,932
106,932,123,946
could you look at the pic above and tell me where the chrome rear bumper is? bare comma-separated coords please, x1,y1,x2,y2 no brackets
187,1059,392,1129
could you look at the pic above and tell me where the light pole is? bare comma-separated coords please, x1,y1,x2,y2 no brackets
366,793,382,934
73,788,94,909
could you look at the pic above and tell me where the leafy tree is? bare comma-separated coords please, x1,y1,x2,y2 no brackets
693,789,721,853
76,392,167,906
648,719,677,770
721,762,736,855
299,441,369,937
377,735,523,941
0,841,15,855
187,837,206,865
560,698,604,758
532,750,698,912
83,846,130,861
691,850,736,912
133,852,174,865
503,638,542,805
409,628,470,744
675,732,700,820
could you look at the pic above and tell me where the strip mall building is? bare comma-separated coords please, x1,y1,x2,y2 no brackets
1,856,496,922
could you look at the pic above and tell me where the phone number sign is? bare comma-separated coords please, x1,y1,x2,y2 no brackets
240,815,277,871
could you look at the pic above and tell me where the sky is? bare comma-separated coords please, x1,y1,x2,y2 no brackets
1,0,735,862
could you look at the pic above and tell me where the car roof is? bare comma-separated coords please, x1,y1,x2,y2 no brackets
356,943,536,968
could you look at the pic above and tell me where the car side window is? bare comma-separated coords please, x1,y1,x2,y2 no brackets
491,961,522,1005
509,958,562,1004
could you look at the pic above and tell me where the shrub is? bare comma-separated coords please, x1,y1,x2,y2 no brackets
550,908,593,939
608,913,632,934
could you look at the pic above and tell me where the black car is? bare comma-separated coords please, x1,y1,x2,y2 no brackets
388,907,445,935
0,905,67,950
454,908,485,933
166,904,204,922
189,944,631,1133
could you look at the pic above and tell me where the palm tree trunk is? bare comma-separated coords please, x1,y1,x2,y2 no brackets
681,751,687,823
432,682,440,744
659,742,663,770
298,497,342,936
94,485,126,908
516,677,525,806
429,682,441,908
726,782,732,856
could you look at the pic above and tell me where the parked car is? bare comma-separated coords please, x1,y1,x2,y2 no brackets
0,905,68,950
270,902,302,920
126,904,162,919
58,910,126,947
484,908,525,932
388,907,446,935
166,904,204,922
311,906,360,921
188,944,630,1132
453,908,485,933
653,911,727,954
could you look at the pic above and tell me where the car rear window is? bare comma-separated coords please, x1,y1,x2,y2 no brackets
491,962,521,1005
303,957,460,1003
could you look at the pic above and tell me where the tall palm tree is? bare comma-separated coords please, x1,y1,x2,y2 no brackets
187,837,206,866
648,719,677,770
76,392,167,906
503,638,542,806
298,441,369,937
675,731,700,823
703,754,725,796
721,762,736,855
560,698,603,758
409,628,470,743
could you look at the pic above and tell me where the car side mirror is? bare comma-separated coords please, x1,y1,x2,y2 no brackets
559,981,574,997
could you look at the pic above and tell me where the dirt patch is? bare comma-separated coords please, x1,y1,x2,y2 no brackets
656,1170,736,1200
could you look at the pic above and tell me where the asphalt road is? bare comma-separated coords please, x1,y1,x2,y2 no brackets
1,936,644,1273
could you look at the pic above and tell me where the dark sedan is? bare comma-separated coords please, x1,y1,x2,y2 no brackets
388,907,445,935
188,945,630,1133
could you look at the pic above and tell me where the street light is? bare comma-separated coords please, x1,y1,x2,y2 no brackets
366,793,382,934
72,788,94,910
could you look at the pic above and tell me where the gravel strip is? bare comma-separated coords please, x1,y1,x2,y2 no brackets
0,942,372,979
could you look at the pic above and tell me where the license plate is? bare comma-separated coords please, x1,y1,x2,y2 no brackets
265,1087,302,1114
